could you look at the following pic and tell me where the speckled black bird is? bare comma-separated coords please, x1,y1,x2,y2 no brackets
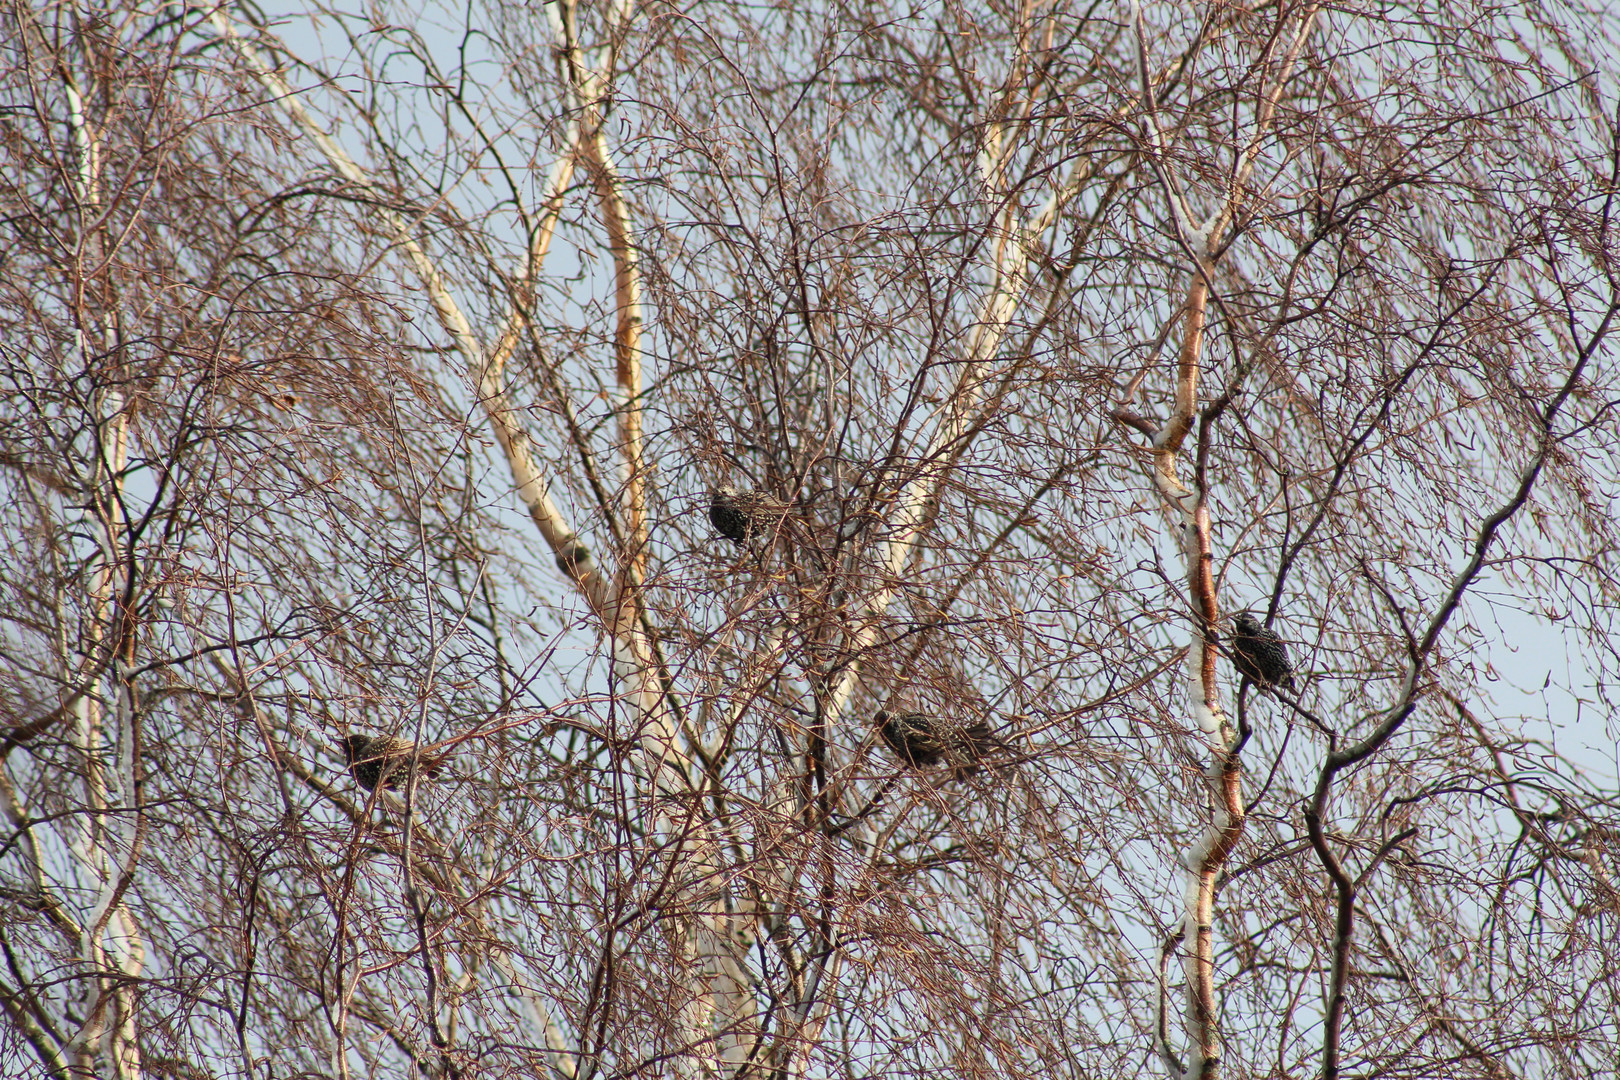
1228,612,1296,691
875,710,1007,780
339,734,450,792
709,486,789,543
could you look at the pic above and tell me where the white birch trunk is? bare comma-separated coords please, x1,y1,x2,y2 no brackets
1124,4,1320,1074
55,60,148,1080
776,115,1083,1078
207,9,757,1075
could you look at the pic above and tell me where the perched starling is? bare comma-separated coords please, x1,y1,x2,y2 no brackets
1227,612,1296,691
338,734,449,792
709,485,789,543
875,710,1006,780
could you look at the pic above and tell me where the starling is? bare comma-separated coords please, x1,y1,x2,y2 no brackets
338,734,449,792
1227,612,1297,691
875,710,1007,780
709,485,789,543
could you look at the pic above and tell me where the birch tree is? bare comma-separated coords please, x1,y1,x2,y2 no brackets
2,0,1619,1078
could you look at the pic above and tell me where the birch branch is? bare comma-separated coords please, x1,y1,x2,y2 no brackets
202,8,626,621
1116,6,1324,1074
1204,4,1321,244
204,10,734,1073
774,99,1084,1080
548,6,766,1071
549,0,649,580
52,30,149,1077
821,171,1073,729
487,130,580,373
1130,0,1199,248
1131,0,1321,259
1306,286,1618,1079
583,126,649,579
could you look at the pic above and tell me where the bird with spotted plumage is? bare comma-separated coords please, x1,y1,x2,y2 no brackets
708,485,790,543
874,709,1008,780
1226,612,1297,692
338,734,450,792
